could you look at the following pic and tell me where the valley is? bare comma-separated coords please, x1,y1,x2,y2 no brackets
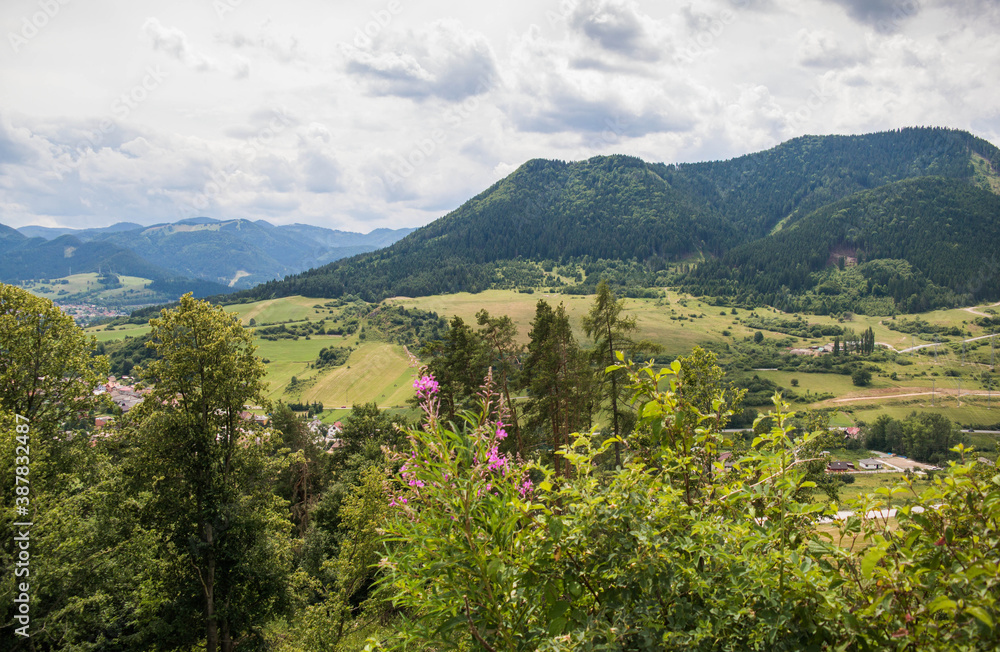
87,289,1000,448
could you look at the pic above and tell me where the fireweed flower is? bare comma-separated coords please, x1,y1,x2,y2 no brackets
518,478,533,498
413,375,439,398
390,371,529,512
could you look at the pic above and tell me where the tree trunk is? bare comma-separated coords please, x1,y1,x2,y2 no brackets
501,380,524,458
221,610,234,652
607,319,621,468
205,522,218,652
551,408,561,477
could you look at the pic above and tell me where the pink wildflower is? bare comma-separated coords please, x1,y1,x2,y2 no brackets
518,478,533,498
413,375,440,398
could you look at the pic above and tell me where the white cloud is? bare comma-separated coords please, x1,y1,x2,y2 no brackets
0,0,998,231
215,30,306,65
343,20,498,101
568,0,663,62
143,18,219,72
796,29,866,68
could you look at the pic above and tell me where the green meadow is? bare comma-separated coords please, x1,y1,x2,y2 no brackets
89,291,1000,428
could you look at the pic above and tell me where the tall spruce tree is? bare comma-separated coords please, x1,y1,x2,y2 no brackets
476,309,525,455
423,316,489,420
582,280,658,467
522,300,594,476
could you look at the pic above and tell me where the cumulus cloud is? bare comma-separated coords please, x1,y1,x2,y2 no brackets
0,116,36,166
796,29,866,67
297,126,342,194
231,55,251,80
343,20,498,101
143,18,219,71
569,0,663,62
824,0,920,32
216,31,305,65
502,28,702,145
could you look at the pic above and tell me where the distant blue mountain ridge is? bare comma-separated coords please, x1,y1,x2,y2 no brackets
3,218,415,290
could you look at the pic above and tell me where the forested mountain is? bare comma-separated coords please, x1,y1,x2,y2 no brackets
7,217,414,289
16,221,144,241
0,228,171,282
666,127,999,239
234,127,1000,309
682,177,1000,313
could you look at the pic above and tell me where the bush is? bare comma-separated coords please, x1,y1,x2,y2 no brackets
379,364,1000,651
852,368,872,386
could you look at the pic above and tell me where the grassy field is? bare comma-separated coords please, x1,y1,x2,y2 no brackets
849,401,1000,427
224,296,334,326
837,472,929,506
89,291,1000,426
389,289,757,357
86,323,153,342
21,273,166,305
255,335,419,409
750,370,882,399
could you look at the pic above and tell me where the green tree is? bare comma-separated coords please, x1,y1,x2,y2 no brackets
0,285,109,650
131,294,289,652
852,368,872,386
523,300,594,476
582,280,658,467
269,467,390,651
476,309,525,455
0,283,109,435
423,316,489,420
754,330,764,344
271,402,327,536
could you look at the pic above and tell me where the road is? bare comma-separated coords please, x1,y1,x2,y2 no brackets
879,332,1000,354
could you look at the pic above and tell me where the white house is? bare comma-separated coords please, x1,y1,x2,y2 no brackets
858,458,884,470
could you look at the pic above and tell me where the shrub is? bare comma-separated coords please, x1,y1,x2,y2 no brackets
377,364,1000,651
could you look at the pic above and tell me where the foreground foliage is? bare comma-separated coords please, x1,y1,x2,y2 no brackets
377,360,1000,651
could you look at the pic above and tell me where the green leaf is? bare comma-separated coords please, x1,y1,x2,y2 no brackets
861,546,886,577
965,606,994,628
927,595,957,614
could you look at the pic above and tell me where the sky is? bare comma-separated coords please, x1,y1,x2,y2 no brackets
1,0,999,232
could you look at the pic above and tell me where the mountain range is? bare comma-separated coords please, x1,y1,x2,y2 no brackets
235,127,1000,314
1,218,414,290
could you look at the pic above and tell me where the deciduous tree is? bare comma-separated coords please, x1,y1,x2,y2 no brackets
131,294,289,652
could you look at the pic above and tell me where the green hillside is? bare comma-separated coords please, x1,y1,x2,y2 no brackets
683,177,1000,313
234,127,1000,308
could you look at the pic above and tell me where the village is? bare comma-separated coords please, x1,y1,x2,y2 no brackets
90,375,346,451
